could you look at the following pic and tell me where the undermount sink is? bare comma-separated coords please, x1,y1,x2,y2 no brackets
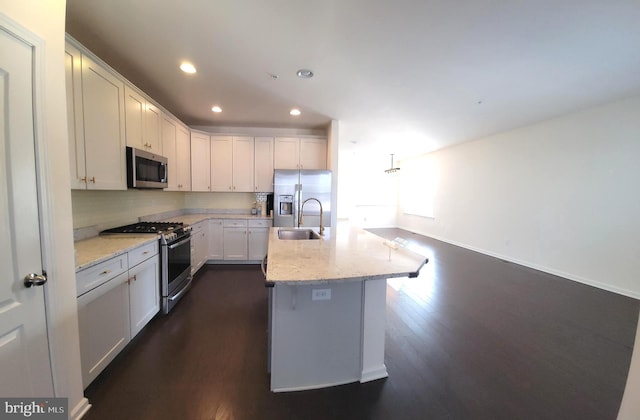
277,228,321,240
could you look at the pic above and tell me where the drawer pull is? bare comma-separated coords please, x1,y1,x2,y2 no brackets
143,251,149,255
100,269,112,276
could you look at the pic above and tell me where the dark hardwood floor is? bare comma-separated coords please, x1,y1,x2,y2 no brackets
84,228,640,420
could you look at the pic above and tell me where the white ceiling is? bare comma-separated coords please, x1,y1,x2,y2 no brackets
65,0,640,157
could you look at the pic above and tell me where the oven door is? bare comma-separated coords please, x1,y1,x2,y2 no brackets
161,235,192,313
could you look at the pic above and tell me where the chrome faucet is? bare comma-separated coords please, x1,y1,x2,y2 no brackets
299,197,324,236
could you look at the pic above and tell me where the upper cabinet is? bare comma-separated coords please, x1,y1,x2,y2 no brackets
254,137,274,192
191,132,211,191
210,136,255,192
176,126,192,191
66,41,127,190
125,85,162,153
274,137,327,170
162,115,191,191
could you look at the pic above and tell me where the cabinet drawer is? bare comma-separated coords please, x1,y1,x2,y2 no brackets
248,219,272,228
223,219,247,228
76,254,128,297
128,240,159,268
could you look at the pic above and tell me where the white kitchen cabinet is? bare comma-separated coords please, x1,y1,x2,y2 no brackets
124,85,162,153
300,138,328,170
162,116,178,190
65,43,86,190
223,220,248,260
233,136,255,191
128,243,160,338
191,221,209,275
66,41,127,190
210,136,255,192
254,137,274,192
274,137,327,170
208,219,224,260
210,136,233,191
248,219,271,261
76,241,160,388
191,132,211,191
163,116,191,191
176,125,192,190
76,256,130,388
274,137,299,169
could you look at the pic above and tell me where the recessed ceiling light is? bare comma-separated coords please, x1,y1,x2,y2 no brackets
290,108,301,116
211,106,222,113
180,62,196,74
296,69,314,79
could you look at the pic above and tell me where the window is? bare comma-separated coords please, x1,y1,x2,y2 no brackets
400,155,436,218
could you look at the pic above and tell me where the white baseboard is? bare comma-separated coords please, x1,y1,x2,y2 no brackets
360,365,389,383
70,397,91,420
401,228,640,301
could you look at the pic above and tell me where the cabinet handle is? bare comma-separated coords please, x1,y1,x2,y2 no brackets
133,274,137,282
143,251,149,255
80,176,87,183
100,269,112,276
89,177,96,183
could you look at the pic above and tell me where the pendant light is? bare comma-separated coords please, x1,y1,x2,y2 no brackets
384,154,400,174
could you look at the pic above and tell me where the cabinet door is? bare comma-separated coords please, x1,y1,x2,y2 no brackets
77,271,130,388
223,227,248,260
145,103,162,153
65,44,87,190
233,136,255,192
124,85,145,150
210,136,233,191
128,256,160,338
274,137,300,169
162,116,178,191
208,220,224,260
176,126,191,190
81,55,127,190
248,227,269,260
300,138,327,170
190,133,210,191
254,137,274,192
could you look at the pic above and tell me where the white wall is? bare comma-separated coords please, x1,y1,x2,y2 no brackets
398,95,640,298
1,1,88,417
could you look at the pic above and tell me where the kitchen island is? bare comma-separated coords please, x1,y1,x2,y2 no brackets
266,223,427,392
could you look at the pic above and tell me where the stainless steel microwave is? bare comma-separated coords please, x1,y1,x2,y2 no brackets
126,147,168,189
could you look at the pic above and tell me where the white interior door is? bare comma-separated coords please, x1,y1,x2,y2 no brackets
0,25,54,396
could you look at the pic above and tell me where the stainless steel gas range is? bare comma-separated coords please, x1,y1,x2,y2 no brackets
101,221,192,314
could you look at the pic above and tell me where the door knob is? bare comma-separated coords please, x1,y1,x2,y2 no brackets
24,273,47,288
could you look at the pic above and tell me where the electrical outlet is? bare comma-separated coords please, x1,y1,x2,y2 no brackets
311,288,331,301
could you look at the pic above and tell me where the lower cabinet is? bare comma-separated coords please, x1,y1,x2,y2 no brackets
77,270,130,388
76,241,159,388
223,220,248,260
209,219,223,260
190,217,271,267
128,255,160,338
248,220,270,260
191,221,209,275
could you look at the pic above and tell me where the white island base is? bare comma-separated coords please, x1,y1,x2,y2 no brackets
269,277,389,392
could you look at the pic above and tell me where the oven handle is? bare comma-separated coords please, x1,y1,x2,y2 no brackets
168,276,193,302
167,236,191,249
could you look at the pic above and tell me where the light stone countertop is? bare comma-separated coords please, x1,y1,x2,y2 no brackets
74,235,158,272
74,213,272,272
160,213,273,226
266,223,428,285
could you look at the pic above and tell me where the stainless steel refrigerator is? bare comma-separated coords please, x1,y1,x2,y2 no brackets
273,170,332,228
